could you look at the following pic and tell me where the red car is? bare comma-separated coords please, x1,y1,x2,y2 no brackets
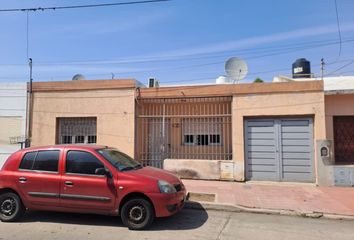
0,145,186,230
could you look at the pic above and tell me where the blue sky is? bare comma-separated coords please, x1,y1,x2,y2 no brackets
0,0,353,85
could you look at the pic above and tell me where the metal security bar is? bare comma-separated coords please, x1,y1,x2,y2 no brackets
57,117,97,144
136,97,232,168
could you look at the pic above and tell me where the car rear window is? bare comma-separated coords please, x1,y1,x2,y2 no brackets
19,150,60,172
19,152,37,170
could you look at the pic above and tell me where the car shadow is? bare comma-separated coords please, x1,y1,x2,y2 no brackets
20,202,208,231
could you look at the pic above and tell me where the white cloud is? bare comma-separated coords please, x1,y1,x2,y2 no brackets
54,22,354,64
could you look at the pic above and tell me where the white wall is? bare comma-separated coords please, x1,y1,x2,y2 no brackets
0,82,27,168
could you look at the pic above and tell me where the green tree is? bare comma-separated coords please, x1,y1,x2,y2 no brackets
253,77,264,83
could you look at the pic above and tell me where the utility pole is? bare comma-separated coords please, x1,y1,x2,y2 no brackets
25,58,33,147
321,58,325,81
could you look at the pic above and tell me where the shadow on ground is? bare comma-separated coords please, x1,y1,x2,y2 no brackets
20,202,208,231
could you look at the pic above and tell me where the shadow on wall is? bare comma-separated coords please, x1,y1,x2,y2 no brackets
20,205,209,231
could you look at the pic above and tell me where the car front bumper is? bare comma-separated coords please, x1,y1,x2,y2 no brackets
147,189,186,217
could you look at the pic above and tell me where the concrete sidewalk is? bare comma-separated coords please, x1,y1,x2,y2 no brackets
183,179,354,219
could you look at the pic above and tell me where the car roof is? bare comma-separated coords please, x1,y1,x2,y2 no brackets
18,144,108,152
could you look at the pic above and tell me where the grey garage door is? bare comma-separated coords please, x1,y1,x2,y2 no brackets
245,118,314,182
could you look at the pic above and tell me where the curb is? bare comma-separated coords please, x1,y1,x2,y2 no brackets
184,201,354,221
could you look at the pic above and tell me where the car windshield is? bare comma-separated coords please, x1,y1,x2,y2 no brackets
97,148,143,171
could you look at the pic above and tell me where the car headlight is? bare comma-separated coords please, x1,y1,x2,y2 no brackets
158,180,176,194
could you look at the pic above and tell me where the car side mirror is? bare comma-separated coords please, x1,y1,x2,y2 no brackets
95,168,112,178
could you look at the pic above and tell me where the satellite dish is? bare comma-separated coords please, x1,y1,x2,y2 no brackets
225,57,248,83
72,74,86,81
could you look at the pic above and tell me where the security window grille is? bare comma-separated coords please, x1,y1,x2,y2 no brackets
210,134,221,144
62,136,72,144
57,117,97,144
75,136,85,144
183,134,221,146
184,135,194,145
88,135,97,144
137,97,232,168
197,134,209,145
182,118,222,146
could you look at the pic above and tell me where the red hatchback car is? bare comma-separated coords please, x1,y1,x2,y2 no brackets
0,145,186,230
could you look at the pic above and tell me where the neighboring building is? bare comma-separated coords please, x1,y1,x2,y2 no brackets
30,79,140,157
0,82,27,167
274,75,354,186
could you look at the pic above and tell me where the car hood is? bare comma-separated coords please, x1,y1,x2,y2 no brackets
127,166,180,184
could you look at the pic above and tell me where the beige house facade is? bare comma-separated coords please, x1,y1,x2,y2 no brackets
31,79,138,157
29,78,352,186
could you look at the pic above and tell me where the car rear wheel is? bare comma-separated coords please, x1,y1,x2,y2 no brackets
121,198,154,230
0,192,25,222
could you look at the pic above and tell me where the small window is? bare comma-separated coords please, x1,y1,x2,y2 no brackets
62,136,72,144
75,136,85,144
210,134,221,145
66,150,104,175
19,151,37,170
87,135,97,144
197,135,209,145
183,135,194,145
32,151,60,172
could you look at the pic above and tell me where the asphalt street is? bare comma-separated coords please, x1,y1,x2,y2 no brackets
0,208,353,240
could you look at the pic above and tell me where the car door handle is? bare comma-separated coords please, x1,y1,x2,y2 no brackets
19,177,27,183
64,181,74,186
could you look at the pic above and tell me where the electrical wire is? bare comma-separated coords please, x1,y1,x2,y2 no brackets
2,37,352,67
325,60,354,76
0,0,171,12
334,0,342,60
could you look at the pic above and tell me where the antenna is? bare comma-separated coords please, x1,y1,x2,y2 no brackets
225,57,248,84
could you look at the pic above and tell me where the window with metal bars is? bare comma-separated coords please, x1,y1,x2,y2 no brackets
57,117,97,144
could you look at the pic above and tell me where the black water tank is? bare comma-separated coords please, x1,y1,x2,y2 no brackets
292,58,311,78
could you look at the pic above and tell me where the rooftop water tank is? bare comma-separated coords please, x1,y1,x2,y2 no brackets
292,58,311,79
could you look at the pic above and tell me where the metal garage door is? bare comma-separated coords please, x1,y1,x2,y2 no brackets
245,118,314,182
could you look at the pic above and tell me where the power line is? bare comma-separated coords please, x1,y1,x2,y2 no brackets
334,0,342,60
0,0,171,12
1,37,353,67
1,39,353,81
325,60,354,76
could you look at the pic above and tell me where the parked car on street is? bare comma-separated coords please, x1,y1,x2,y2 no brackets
0,145,186,230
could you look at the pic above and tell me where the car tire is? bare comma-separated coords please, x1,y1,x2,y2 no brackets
121,198,154,230
0,192,25,222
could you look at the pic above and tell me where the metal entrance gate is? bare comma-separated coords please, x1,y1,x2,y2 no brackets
245,118,314,182
136,97,232,168
333,116,354,164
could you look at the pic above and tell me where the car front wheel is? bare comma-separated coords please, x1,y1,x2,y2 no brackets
121,198,154,230
0,192,25,222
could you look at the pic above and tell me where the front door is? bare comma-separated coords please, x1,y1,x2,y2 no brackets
15,150,61,207
148,118,170,168
60,150,116,211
